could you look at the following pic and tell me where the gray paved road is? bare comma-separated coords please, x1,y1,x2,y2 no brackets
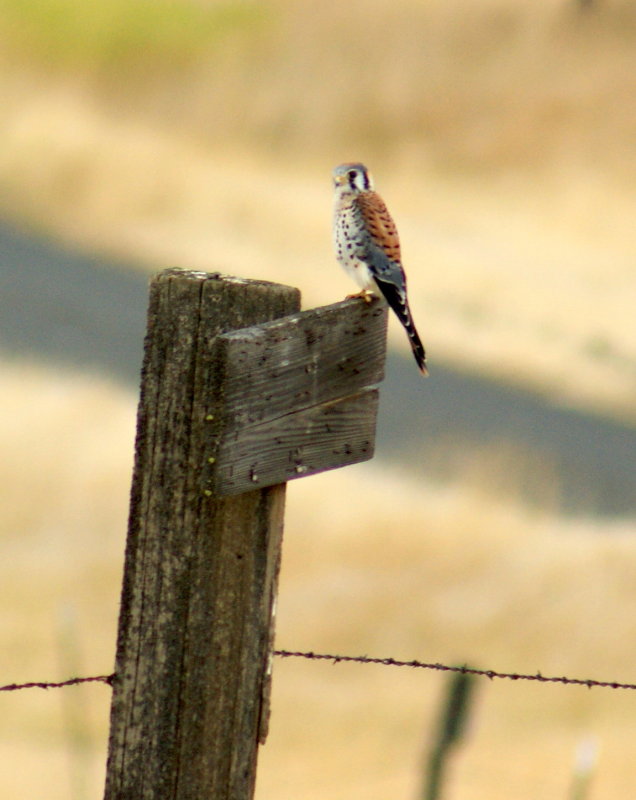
1,219,634,517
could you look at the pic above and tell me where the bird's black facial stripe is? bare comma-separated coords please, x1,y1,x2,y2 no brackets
347,169,371,192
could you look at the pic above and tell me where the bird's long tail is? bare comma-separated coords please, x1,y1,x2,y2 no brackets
376,277,428,376
405,315,428,376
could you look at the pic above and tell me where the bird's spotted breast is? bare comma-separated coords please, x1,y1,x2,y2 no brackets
333,201,376,291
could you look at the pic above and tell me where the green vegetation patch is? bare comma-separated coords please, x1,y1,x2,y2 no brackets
0,0,268,73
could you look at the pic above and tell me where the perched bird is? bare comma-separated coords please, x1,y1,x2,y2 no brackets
332,162,428,376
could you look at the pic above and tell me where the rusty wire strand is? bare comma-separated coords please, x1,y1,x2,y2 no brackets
0,674,113,692
272,650,636,690
2,650,636,693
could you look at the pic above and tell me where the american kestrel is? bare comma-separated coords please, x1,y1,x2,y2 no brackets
332,162,428,376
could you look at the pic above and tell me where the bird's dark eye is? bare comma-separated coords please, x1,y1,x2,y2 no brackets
348,170,357,180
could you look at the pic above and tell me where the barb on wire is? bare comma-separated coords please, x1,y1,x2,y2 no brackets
3,651,636,693
0,674,113,693
273,650,636,691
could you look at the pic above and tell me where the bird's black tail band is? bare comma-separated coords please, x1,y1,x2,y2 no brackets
408,323,428,376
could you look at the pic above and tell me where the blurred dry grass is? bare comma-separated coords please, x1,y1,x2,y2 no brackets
1,362,635,798
0,361,133,797
3,0,635,172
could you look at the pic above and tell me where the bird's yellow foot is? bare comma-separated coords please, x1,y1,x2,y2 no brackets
345,289,375,304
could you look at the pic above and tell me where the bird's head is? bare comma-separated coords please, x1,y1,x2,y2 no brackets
332,162,374,195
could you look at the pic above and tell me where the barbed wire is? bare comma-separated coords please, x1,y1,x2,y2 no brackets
2,650,635,693
0,674,113,692
273,650,636,690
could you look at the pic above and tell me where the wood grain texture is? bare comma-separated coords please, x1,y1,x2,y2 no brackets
211,297,388,495
215,390,379,495
103,269,300,800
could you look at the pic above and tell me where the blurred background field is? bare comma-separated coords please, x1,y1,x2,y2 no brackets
1,0,635,798
2,360,636,799
1,0,635,416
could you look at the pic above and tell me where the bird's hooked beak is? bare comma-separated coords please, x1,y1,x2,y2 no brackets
333,173,347,186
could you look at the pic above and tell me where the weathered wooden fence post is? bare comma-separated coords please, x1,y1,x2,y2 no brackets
103,268,387,800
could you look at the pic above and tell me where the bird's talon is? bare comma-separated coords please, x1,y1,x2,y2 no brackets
345,290,375,304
